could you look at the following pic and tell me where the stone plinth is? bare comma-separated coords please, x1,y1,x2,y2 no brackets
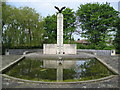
43,44,57,54
63,44,76,54
43,44,76,54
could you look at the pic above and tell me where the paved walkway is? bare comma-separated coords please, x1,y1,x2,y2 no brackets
96,56,119,74
2,55,22,69
1,53,120,88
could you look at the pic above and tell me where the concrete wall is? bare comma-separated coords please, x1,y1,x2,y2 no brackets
6,49,43,55
43,44,57,54
77,49,114,56
6,49,114,56
43,44,76,54
63,44,76,54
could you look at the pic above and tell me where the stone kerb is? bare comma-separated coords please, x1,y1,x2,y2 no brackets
77,49,113,56
1,73,116,84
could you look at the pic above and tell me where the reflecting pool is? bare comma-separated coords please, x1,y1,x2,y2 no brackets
3,58,114,82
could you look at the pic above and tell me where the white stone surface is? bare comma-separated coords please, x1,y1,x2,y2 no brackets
63,44,77,54
57,13,63,54
43,44,57,54
111,50,116,56
43,44,76,54
5,50,9,55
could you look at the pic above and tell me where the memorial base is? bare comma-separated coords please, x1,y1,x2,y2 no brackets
43,44,76,54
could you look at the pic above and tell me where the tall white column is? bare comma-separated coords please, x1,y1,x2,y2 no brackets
57,13,63,54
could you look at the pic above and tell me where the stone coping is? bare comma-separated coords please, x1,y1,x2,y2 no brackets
24,52,95,60
1,74,117,84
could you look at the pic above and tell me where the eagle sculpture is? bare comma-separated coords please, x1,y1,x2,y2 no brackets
54,6,66,13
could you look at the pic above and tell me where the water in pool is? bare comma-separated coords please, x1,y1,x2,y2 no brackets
3,58,113,82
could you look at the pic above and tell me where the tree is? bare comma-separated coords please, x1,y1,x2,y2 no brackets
114,17,120,53
43,14,57,44
76,3,119,49
2,2,12,28
2,3,44,48
62,8,76,43
17,7,45,47
2,2,14,48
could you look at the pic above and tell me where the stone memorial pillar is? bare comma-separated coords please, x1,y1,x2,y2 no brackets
57,13,63,54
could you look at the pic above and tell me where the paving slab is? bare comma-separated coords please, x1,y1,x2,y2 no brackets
2,55,22,68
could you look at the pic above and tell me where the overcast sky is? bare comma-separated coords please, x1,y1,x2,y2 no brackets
6,0,120,40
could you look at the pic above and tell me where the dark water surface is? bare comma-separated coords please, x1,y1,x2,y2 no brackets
3,58,113,82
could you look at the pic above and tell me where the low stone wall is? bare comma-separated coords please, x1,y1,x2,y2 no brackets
6,49,114,56
6,49,43,55
78,49,113,56
43,44,76,54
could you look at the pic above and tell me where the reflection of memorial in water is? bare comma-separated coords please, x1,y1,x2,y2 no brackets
43,60,76,69
43,59,76,81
